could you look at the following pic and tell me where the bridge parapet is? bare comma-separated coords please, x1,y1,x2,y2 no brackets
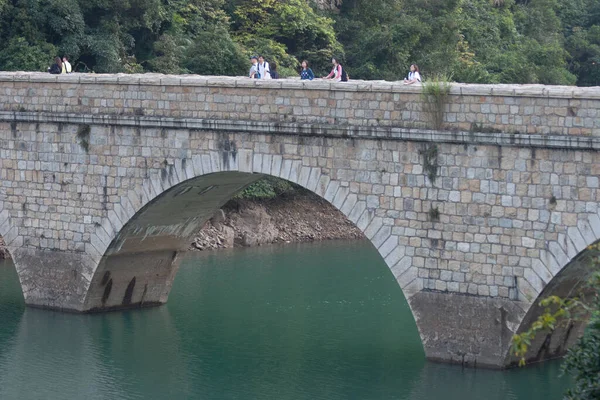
0,72,598,137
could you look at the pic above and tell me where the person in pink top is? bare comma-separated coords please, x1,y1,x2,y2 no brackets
322,57,343,81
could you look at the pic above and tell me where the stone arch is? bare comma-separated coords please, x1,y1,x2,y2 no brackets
83,148,418,311
503,214,600,366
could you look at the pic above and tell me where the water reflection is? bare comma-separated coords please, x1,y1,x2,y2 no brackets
0,241,570,400
408,361,566,400
0,263,190,399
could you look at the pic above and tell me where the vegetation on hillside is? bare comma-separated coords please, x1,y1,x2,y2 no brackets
0,0,598,84
235,176,300,200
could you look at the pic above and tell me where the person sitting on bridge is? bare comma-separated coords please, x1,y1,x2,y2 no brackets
322,57,348,82
62,56,72,74
300,60,314,80
270,62,280,79
48,57,63,74
249,56,260,79
403,64,421,85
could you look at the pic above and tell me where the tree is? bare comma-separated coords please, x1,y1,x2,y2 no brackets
183,28,248,76
229,0,342,75
0,0,594,84
0,37,56,71
512,245,600,400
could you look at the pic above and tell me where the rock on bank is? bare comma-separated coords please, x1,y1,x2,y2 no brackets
192,192,364,251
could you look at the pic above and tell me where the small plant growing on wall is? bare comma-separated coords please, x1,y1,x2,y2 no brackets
421,75,452,130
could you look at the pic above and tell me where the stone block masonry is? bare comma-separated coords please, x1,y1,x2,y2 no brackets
0,72,599,368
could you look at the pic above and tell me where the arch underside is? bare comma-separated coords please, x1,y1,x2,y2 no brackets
83,172,262,311
80,168,532,369
503,245,597,367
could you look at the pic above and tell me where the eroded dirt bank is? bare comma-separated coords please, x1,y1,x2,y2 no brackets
192,192,364,251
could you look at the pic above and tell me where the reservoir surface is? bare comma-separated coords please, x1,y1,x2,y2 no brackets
0,240,568,399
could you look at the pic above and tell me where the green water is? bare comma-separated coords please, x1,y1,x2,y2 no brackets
0,241,569,399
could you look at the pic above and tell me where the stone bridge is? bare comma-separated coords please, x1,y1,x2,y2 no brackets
1,72,599,368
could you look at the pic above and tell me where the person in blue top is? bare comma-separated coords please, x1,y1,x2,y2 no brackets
300,60,314,80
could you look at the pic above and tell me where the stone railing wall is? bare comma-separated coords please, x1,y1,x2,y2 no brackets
0,73,598,137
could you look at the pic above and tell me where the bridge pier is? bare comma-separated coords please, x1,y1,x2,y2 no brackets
84,250,182,312
13,247,182,312
409,292,526,368
11,247,96,312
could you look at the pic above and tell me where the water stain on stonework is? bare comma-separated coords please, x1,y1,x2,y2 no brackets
140,284,148,304
123,277,136,305
10,121,17,138
101,279,113,306
101,271,111,286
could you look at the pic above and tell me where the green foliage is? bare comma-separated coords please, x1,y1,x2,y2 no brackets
0,37,56,71
512,244,600,399
235,177,297,200
335,0,590,85
148,34,189,74
183,28,248,76
236,36,300,74
561,273,600,400
230,0,342,75
0,0,596,85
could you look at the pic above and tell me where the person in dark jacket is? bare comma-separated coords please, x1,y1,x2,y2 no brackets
270,62,280,79
300,60,314,80
48,57,62,74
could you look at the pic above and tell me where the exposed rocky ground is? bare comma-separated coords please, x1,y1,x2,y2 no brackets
312,0,342,11
192,192,364,251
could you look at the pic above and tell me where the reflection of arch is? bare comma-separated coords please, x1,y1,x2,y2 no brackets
504,216,600,366
84,151,418,312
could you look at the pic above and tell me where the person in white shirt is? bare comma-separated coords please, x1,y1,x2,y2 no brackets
249,56,260,78
62,56,72,73
404,64,421,85
257,56,271,79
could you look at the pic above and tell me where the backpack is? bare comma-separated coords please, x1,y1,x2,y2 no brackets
340,67,349,82
49,64,61,75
